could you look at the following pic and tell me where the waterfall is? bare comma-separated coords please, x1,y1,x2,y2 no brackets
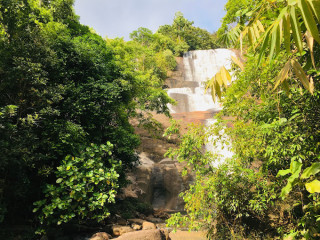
167,49,234,114
167,49,234,165
122,49,236,214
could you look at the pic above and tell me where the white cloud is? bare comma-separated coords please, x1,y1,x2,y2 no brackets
74,0,227,39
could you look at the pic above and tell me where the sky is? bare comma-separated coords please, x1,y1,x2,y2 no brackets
73,0,228,40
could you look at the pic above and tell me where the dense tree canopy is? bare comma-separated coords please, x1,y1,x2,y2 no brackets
0,0,174,233
129,12,220,58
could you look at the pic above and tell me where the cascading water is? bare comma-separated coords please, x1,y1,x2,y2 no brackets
167,49,234,164
167,49,234,114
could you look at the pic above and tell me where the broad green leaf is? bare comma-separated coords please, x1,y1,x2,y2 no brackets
301,162,320,179
277,168,291,176
280,160,302,199
274,59,291,90
305,180,320,193
290,159,302,176
280,181,294,198
290,6,303,53
56,178,63,184
283,13,291,53
298,0,320,43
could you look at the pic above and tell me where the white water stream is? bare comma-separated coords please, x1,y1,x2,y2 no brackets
168,49,234,113
167,49,235,165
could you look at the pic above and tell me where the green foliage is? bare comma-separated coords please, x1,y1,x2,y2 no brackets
165,121,278,238
106,37,176,117
168,163,276,238
0,0,173,229
157,12,218,55
34,143,120,226
167,45,320,238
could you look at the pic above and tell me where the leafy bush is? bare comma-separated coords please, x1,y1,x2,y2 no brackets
34,143,120,227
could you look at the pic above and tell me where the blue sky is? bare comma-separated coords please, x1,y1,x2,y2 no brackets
74,0,228,40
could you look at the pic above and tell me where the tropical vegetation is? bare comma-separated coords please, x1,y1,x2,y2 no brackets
167,0,320,239
0,1,218,238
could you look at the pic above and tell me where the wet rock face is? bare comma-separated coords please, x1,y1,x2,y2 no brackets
121,153,193,211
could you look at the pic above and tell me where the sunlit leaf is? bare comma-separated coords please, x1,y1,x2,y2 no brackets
221,66,232,84
283,13,291,53
215,72,223,86
307,0,320,22
248,27,256,44
211,82,216,102
274,59,291,90
280,160,302,199
290,6,303,53
269,26,278,61
291,59,313,93
214,81,222,101
280,181,294,198
298,0,320,43
305,180,320,193
275,22,282,56
301,162,320,179
305,31,316,68
288,0,297,5
258,29,271,65
253,23,260,40
277,168,291,176
231,55,245,70
256,20,265,33
290,159,302,175
309,76,314,93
